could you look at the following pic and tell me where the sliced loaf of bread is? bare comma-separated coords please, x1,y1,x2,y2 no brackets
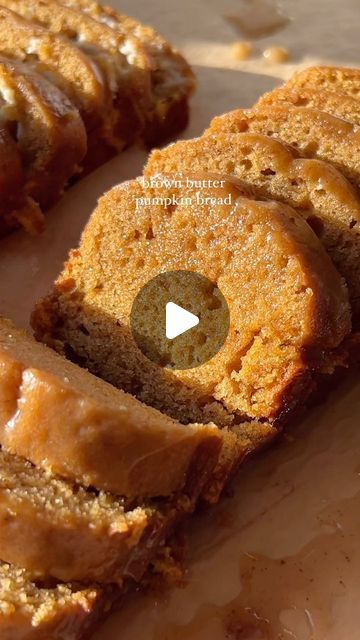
0,0,151,154
60,0,196,146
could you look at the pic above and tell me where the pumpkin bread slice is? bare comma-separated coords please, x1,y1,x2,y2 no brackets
0,562,108,640
207,105,360,187
0,317,222,499
32,175,351,432
60,0,196,147
287,65,360,99
0,448,159,584
145,133,360,328
0,56,87,209
257,86,360,127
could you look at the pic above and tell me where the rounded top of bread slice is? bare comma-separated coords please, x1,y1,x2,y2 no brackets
257,85,360,127
287,66,360,98
0,317,222,498
146,132,360,327
207,105,360,186
33,175,351,425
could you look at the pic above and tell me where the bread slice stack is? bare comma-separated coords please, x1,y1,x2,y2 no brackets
3,64,360,637
0,316,228,637
0,0,195,236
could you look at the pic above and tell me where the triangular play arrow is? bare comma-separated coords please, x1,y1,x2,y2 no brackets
165,302,199,340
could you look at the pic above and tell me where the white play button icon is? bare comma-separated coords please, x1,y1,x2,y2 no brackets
166,302,199,340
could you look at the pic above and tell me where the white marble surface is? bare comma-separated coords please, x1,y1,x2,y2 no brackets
0,1,359,638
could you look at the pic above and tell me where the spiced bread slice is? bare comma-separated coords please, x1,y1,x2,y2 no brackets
145,133,360,328
0,56,87,209
287,66,360,98
0,448,160,584
32,175,351,433
0,562,108,640
60,0,196,146
257,86,360,127
0,317,222,498
207,105,360,187
1,0,152,158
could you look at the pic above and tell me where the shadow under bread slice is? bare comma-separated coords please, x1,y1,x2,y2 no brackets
0,317,223,499
287,65,360,99
31,175,351,443
146,133,360,329
1,0,152,157
257,85,360,127
0,56,87,210
60,0,196,147
0,562,109,640
207,105,360,188
0,127,43,236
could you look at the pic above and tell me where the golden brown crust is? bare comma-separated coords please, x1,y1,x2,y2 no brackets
207,105,360,187
0,6,106,132
146,132,360,327
0,127,44,236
